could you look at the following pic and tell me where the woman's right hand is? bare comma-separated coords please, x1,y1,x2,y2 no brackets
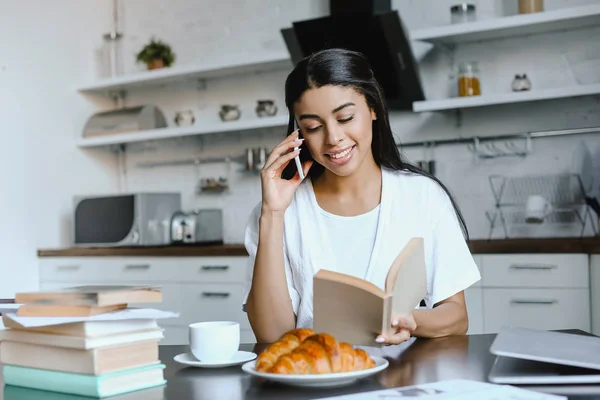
260,130,313,214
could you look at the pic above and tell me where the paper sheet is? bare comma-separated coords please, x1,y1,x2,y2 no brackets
3,308,180,327
315,379,566,399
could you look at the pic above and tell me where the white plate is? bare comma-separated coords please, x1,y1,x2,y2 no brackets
241,356,389,387
174,351,257,368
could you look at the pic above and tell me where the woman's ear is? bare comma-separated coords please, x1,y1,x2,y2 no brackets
371,109,377,121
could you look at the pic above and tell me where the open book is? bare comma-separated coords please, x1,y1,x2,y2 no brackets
313,237,427,347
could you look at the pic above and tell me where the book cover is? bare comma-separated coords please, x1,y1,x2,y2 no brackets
313,237,427,346
2,363,166,398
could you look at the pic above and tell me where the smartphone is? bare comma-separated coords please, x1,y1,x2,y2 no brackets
293,119,305,180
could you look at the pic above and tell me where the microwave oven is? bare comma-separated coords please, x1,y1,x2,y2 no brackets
73,192,181,247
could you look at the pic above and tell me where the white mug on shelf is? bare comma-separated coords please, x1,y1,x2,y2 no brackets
525,195,553,223
189,321,240,363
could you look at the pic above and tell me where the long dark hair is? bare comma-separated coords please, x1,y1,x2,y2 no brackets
282,48,469,241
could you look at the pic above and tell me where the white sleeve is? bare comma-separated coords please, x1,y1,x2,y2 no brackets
427,189,481,307
241,203,301,315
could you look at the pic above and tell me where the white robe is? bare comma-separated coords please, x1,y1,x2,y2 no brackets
242,167,481,329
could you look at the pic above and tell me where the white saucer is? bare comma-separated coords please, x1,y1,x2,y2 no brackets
241,356,389,388
174,351,257,368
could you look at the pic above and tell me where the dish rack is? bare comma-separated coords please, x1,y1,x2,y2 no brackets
485,173,597,239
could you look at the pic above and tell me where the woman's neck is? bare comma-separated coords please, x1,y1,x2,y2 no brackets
312,153,382,216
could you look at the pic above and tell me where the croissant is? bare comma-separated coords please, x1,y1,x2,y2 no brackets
267,332,376,374
255,328,316,372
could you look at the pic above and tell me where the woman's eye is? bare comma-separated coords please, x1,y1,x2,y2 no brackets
305,125,321,133
338,116,354,123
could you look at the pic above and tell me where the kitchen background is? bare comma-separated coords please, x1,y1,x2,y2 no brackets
1,0,599,308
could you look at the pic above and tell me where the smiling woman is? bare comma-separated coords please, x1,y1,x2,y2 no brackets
242,48,481,345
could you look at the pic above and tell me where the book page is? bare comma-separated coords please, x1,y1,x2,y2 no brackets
313,379,566,399
313,276,386,346
3,308,179,327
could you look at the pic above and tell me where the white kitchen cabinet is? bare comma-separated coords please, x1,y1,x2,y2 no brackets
38,256,255,345
482,288,590,333
465,287,484,334
590,255,600,336
464,255,484,335
478,254,591,334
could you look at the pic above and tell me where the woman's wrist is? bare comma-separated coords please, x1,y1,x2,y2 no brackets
260,207,286,222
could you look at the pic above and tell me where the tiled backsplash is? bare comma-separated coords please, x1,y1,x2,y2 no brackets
117,0,600,243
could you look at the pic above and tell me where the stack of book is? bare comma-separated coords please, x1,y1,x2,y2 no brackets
0,285,172,398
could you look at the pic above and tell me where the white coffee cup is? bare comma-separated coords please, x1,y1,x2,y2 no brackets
525,194,553,223
189,321,240,363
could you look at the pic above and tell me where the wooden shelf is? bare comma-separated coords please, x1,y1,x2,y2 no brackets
413,84,600,112
77,53,292,95
410,4,600,45
77,115,289,147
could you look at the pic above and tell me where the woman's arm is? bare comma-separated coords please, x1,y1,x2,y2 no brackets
412,292,469,338
245,210,297,343
376,291,468,344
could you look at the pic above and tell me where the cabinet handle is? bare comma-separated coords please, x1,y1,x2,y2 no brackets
124,264,150,270
510,299,557,305
201,292,230,298
57,265,80,271
200,265,229,271
509,264,557,270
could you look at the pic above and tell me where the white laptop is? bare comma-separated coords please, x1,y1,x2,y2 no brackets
488,327,600,385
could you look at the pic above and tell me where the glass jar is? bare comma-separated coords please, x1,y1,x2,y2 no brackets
458,61,481,97
519,0,544,14
450,4,476,24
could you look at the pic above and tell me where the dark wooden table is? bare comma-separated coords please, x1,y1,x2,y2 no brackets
2,332,600,400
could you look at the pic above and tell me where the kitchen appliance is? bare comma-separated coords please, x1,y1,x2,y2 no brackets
82,105,167,137
280,0,425,110
171,209,223,244
73,193,181,246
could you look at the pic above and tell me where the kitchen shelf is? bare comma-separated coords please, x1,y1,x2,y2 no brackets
413,83,600,112
77,52,292,95
76,115,289,148
410,4,600,45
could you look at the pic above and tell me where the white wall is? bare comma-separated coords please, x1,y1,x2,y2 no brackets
0,1,119,297
109,0,600,243
3,0,600,297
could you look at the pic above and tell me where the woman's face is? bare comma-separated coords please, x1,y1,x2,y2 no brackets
293,84,377,177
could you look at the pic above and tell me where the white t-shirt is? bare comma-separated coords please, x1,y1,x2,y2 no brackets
319,204,380,280
242,167,481,329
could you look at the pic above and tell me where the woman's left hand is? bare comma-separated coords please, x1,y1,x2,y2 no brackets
375,314,417,345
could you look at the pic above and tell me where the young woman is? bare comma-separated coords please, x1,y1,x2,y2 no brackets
242,48,480,345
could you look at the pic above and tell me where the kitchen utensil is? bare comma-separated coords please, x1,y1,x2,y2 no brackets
450,4,476,24
255,100,277,117
174,110,195,126
170,209,223,244
219,105,241,122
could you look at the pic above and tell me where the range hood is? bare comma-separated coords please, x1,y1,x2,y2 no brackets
281,0,426,110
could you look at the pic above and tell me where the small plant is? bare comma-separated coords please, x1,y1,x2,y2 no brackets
135,37,176,70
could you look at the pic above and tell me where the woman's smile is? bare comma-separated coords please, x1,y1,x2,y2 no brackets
325,145,355,165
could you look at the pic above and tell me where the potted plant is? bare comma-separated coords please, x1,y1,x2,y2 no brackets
135,37,176,70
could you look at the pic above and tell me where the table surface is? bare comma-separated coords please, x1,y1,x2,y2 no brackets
1,332,600,400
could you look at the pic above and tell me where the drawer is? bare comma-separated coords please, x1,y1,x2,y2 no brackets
174,257,248,284
39,257,180,283
482,288,591,333
480,254,588,288
464,287,483,335
179,283,250,329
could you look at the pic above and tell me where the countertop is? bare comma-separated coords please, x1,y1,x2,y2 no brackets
37,237,600,257
3,332,597,399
